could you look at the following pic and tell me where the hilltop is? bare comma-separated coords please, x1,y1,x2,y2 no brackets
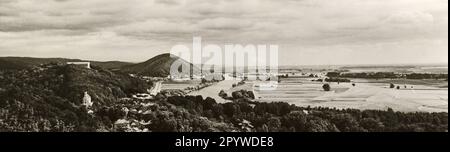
120,53,201,77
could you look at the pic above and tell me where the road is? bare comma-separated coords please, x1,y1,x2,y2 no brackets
149,81,162,95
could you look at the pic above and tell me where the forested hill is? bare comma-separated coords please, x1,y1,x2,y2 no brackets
0,57,132,70
120,53,201,77
0,64,151,131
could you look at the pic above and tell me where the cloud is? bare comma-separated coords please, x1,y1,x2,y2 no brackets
154,0,184,5
197,17,254,30
386,11,434,24
0,0,447,64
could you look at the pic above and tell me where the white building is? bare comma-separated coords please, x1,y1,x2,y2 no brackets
82,91,93,108
67,62,91,69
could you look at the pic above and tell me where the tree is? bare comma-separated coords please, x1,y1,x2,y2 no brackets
201,78,208,84
360,118,385,132
232,91,244,99
322,84,331,91
267,117,281,132
282,111,307,132
218,90,228,98
223,103,238,117
203,97,217,110
246,91,255,99
306,117,339,132
390,83,395,89
326,72,341,77
331,114,365,132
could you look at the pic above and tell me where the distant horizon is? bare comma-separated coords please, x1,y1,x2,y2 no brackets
1,54,448,67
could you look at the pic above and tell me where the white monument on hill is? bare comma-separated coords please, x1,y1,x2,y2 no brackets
82,91,93,108
67,62,91,69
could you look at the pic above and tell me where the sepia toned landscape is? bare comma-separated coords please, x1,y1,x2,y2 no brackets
0,55,447,132
0,0,448,132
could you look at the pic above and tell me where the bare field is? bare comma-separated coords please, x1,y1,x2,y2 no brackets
249,78,448,113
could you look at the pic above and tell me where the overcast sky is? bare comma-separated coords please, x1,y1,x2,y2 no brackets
0,0,448,65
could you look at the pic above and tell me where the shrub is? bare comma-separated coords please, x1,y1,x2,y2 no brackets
390,83,395,88
322,84,331,91
218,90,228,98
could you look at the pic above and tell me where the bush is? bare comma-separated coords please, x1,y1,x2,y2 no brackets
322,84,331,91
390,83,395,89
360,118,384,132
230,90,256,100
218,90,228,98
325,77,351,83
267,117,282,132
232,91,244,99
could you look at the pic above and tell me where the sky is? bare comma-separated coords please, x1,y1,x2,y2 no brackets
0,0,448,65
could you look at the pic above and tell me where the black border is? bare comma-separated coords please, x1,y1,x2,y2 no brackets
0,133,447,151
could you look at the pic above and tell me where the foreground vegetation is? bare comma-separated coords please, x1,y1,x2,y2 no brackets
164,95,447,132
0,64,150,131
0,65,447,132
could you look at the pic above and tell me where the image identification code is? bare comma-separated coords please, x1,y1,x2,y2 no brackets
218,137,274,147
175,136,274,149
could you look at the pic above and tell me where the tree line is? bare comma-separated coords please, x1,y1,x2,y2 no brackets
327,72,448,80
